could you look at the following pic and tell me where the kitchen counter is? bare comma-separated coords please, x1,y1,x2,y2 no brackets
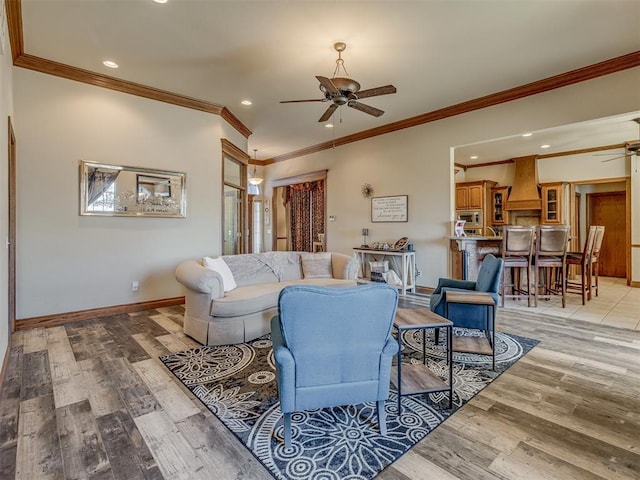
449,236,502,280
448,236,503,241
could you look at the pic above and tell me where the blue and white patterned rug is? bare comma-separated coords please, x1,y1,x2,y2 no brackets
161,308,538,479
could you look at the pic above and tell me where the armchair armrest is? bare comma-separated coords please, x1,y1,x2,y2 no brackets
271,316,296,412
432,277,476,294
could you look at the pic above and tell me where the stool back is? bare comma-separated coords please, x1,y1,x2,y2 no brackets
536,225,570,257
592,226,605,259
502,226,535,257
582,225,597,259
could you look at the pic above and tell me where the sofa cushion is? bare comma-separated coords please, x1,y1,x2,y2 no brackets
300,252,333,279
202,256,237,292
211,278,357,318
212,283,285,318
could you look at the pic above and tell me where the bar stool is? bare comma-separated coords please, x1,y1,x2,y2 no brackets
565,225,597,305
589,226,605,297
533,225,570,308
500,226,535,307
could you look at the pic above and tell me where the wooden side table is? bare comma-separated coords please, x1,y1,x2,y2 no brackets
444,291,496,370
391,308,453,414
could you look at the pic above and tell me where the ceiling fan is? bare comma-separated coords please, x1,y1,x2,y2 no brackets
597,117,640,162
280,42,397,122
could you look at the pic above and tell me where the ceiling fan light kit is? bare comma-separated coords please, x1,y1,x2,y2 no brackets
280,42,397,122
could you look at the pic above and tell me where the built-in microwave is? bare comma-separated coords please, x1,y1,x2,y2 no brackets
456,209,483,228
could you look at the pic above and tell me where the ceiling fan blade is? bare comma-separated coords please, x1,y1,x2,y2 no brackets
600,155,626,163
349,101,384,117
355,85,397,99
318,104,339,122
316,76,339,95
280,99,325,103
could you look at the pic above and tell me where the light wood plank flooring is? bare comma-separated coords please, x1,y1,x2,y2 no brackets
1,299,639,479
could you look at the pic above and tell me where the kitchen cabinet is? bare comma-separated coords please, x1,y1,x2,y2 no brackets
455,180,497,235
455,182,483,209
490,186,510,225
541,182,569,224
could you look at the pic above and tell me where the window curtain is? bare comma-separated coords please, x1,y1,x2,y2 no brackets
88,168,120,206
285,179,325,252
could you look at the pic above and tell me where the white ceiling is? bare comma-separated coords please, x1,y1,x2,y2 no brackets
21,0,640,161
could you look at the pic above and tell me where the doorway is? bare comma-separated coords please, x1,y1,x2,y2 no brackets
271,170,327,252
221,140,249,255
588,191,626,278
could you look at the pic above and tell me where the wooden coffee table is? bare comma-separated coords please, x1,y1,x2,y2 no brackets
391,308,453,414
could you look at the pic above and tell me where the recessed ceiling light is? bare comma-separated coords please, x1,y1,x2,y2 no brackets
153,0,168,4
470,155,478,160
325,123,333,128
522,133,533,137
540,144,551,149
102,60,119,68
241,100,252,106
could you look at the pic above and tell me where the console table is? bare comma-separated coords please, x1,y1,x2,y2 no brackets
353,248,416,295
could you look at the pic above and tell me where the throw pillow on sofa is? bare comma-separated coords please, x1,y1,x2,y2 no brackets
203,256,237,292
300,252,333,279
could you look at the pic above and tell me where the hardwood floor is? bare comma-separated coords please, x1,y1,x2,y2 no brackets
0,301,639,479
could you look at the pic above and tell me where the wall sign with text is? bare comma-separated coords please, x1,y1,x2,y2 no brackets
371,195,408,222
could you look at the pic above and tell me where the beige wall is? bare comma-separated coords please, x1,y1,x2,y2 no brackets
263,68,640,287
13,68,246,319
0,19,15,372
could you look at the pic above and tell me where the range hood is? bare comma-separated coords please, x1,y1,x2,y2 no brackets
505,155,542,210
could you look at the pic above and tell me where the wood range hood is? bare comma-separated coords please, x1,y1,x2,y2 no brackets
505,155,542,210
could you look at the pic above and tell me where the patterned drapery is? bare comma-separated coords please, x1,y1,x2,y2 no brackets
285,180,325,252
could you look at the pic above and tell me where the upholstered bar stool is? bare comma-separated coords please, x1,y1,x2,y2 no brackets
500,226,535,307
589,226,605,297
533,225,570,308
566,225,597,305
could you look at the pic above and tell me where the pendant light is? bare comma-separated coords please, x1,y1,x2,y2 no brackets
248,149,263,186
248,149,262,195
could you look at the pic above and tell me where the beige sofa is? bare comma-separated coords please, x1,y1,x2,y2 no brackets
175,251,358,345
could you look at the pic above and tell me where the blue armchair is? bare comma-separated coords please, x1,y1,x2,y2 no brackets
430,253,504,340
271,284,399,449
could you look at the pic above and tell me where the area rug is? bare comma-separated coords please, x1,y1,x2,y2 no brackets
161,319,538,479
160,329,538,480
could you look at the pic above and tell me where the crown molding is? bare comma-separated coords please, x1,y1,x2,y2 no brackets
265,51,640,164
6,0,24,61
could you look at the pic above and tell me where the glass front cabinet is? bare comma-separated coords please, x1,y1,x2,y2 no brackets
540,182,568,224
491,186,510,225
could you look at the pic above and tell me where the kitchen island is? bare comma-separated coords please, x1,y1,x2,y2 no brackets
449,236,502,281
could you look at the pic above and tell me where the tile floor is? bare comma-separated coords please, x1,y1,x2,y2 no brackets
502,276,640,330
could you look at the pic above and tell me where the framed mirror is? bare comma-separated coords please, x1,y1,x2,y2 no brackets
80,161,186,217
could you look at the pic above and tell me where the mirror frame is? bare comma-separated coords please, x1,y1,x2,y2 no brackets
79,160,187,218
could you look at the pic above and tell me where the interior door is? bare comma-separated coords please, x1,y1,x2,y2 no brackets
8,118,16,332
223,186,242,255
588,191,626,277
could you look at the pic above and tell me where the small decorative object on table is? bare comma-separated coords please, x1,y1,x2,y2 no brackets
393,237,409,250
